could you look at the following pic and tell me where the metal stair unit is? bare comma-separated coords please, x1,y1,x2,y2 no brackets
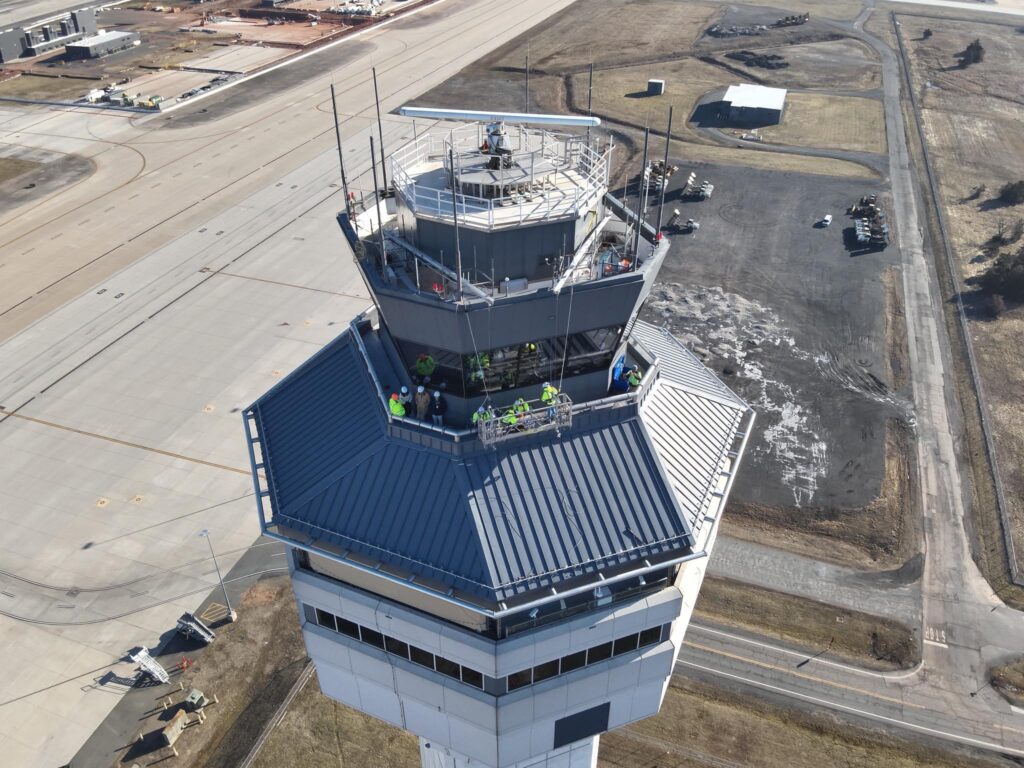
478,393,572,446
131,647,170,684
176,612,216,644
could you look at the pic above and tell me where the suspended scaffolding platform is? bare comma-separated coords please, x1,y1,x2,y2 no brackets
477,393,573,446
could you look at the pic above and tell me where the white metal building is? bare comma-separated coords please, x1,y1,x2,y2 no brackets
722,83,787,126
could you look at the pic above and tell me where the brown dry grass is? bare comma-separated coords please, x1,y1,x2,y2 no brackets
696,576,919,670
0,157,40,183
899,15,1024,580
722,37,882,91
991,657,1024,708
0,74,97,100
600,676,1017,768
760,91,887,154
251,671,420,768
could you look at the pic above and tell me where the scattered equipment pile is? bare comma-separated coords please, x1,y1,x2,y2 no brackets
848,194,889,248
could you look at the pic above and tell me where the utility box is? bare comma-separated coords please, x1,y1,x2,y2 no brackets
184,688,207,712
161,709,188,747
647,78,665,96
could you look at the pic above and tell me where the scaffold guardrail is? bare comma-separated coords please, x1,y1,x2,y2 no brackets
477,393,573,446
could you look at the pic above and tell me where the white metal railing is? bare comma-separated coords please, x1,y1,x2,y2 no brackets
390,126,610,230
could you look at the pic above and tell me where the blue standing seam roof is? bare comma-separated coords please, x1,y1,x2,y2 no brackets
249,324,746,603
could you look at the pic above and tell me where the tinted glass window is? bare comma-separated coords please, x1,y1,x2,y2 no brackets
461,667,484,689
638,626,662,648
410,646,434,670
587,642,613,665
337,617,360,639
560,650,587,674
385,636,409,659
435,657,461,680
302,603,318,625
507,669,532,691
462,326,623,396
315,608,336,632
360,627,386,649
613,634,639,656
533,659,559,683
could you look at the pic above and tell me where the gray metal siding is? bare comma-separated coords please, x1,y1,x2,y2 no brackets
631,321,747,408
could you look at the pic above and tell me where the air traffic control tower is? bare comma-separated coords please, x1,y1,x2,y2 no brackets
243,108,753,768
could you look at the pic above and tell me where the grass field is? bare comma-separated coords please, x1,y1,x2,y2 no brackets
760,92,887,154
696,576,919,670
0,74,97,100
728,38,882,91
900,14,1024,586
0,156,40,183
253,669,1014,768
602,676,1017,768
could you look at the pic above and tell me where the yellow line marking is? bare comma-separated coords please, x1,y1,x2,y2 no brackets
684,639,928,711
1,409,251,475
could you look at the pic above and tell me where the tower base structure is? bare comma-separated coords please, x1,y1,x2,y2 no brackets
420,736,599,768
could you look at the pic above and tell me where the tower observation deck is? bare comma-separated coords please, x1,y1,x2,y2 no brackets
243,108,753,768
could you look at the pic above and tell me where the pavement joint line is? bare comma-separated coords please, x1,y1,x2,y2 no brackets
689,623,923,680
206,269,369,300
0,409,251,475
676,658,1024,758
683,640,926,711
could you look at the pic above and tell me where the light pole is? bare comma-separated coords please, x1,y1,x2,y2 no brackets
199,529,236,623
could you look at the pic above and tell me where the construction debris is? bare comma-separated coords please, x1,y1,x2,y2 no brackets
772,13,810,27
725,50,789,70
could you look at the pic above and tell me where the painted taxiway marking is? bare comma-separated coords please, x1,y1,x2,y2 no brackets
0,409,251,475
683,640,926,711
677,659,1024,759
923,639,948,649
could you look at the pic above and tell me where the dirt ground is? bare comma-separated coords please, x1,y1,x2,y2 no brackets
899,14,1024,579
710,37,882,91
990,656,1024,708
760,91,887,154
252,670,1014,768
111,575,308,767
696,576,919,670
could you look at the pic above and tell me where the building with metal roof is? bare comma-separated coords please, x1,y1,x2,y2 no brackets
721,83,787,126
244,109,752,768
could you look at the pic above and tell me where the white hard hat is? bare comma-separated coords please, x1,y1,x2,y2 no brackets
543,381,550,388
417,386,425,393
433,391,441,398
400,386,408,394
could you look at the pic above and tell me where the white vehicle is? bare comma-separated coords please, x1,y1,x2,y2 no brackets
821,214,833,226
